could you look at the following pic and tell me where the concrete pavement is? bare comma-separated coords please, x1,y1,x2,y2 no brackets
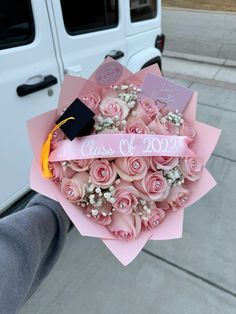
163,8,236,62
21,228,236,314
20,58,236,314
162,56,236,86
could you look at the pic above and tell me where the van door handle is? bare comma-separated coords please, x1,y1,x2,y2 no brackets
105,50,124,60
17,75,58,97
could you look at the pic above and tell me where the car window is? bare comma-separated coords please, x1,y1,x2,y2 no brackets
60,0,118,35
130,0,157,22
0,0,35,50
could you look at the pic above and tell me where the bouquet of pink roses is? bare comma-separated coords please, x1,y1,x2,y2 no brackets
28,58,221,265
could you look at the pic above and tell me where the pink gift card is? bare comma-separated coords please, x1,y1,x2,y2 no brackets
141,73,194,112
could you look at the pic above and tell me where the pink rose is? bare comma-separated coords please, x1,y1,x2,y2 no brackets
49,162,62,182
179,120,196,140
134,170,170,201
142,207,166,230
61,172,89,203
136,97,159,124
81,92,101,113
70,159,92,172
160,185,191,211
49,161,76,182
50,129,64,150
150,156,179,171
61,161,77,178
90,159,117,188
148,116,178,135
125,119,150,134
113,182,138,214
85,202,112,226
108,211,141,241
51,128,64,144
179,157,203,182
99,96,129,120
115,157,148,182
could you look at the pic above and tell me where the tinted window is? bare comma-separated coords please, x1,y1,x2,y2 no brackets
130,0,157,22
0,0,34,50
60,0,118,35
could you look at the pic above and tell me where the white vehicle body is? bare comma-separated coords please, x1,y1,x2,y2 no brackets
0,0,164,213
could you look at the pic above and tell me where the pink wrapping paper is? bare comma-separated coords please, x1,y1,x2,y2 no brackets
27,58,221,265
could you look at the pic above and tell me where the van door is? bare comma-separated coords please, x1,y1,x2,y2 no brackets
125,0,161,36
49,0,126,78
0,0,61,212
124,0,163,71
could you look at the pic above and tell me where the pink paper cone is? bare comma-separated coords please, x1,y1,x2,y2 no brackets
27,58,221,265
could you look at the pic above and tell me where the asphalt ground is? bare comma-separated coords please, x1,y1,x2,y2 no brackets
163,8,236,62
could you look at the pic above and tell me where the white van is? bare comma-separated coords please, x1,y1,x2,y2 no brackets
0,0,165,213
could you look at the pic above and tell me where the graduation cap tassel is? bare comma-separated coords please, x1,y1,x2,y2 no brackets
41,117,75,178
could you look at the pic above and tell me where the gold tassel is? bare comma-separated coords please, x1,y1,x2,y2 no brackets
40,117,75,178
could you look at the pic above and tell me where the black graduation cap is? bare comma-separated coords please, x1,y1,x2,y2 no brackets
56,98,95,141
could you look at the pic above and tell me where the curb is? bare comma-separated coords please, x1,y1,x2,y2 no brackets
163,71,236,92
163,51,236,68
163,7,236,15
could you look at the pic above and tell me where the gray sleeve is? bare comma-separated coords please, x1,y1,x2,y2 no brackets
0,194,71,314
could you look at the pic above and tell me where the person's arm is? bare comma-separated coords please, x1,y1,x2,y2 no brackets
0,194,71,314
